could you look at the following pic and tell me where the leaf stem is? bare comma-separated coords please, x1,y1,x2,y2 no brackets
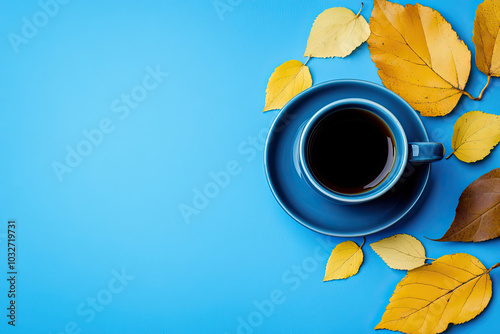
356,2,364,18
462,91,477,100
303,56,311,66
462,75,491,101
426,257,436,261
360,237,366,248
489,262,500,272
445,151,455,159
477,75,491,100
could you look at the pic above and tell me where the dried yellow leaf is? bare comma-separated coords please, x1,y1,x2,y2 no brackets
323,240,363,281
370,234,426,271
473,0,500,77
449,110,500,162
263,60,312,112
368,0,471,116
304,6,370,58
376,253,495,334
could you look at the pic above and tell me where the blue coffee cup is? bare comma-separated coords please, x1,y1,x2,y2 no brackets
298,98,443,204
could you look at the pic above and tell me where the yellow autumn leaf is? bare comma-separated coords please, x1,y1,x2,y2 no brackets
370,234,426,271
263,60,312,112
368,0,471,117
323,240,363,281
376,253,498,334
448,110,500,162
304,6,370,58
473,0,500,77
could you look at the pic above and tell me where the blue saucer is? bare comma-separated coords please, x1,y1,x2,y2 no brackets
264,80,431,237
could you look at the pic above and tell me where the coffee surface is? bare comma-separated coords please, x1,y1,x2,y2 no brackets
306,108,395,194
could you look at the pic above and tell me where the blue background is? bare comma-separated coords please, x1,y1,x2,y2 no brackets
1,0,499,333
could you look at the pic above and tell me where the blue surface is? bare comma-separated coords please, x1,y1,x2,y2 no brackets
0,0,499,333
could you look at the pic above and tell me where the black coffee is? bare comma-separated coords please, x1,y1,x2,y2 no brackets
306,108,395,194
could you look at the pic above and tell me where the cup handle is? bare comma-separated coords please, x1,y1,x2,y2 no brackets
408,142,444,163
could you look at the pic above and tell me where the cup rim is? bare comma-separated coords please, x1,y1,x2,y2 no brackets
298,98,408,204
